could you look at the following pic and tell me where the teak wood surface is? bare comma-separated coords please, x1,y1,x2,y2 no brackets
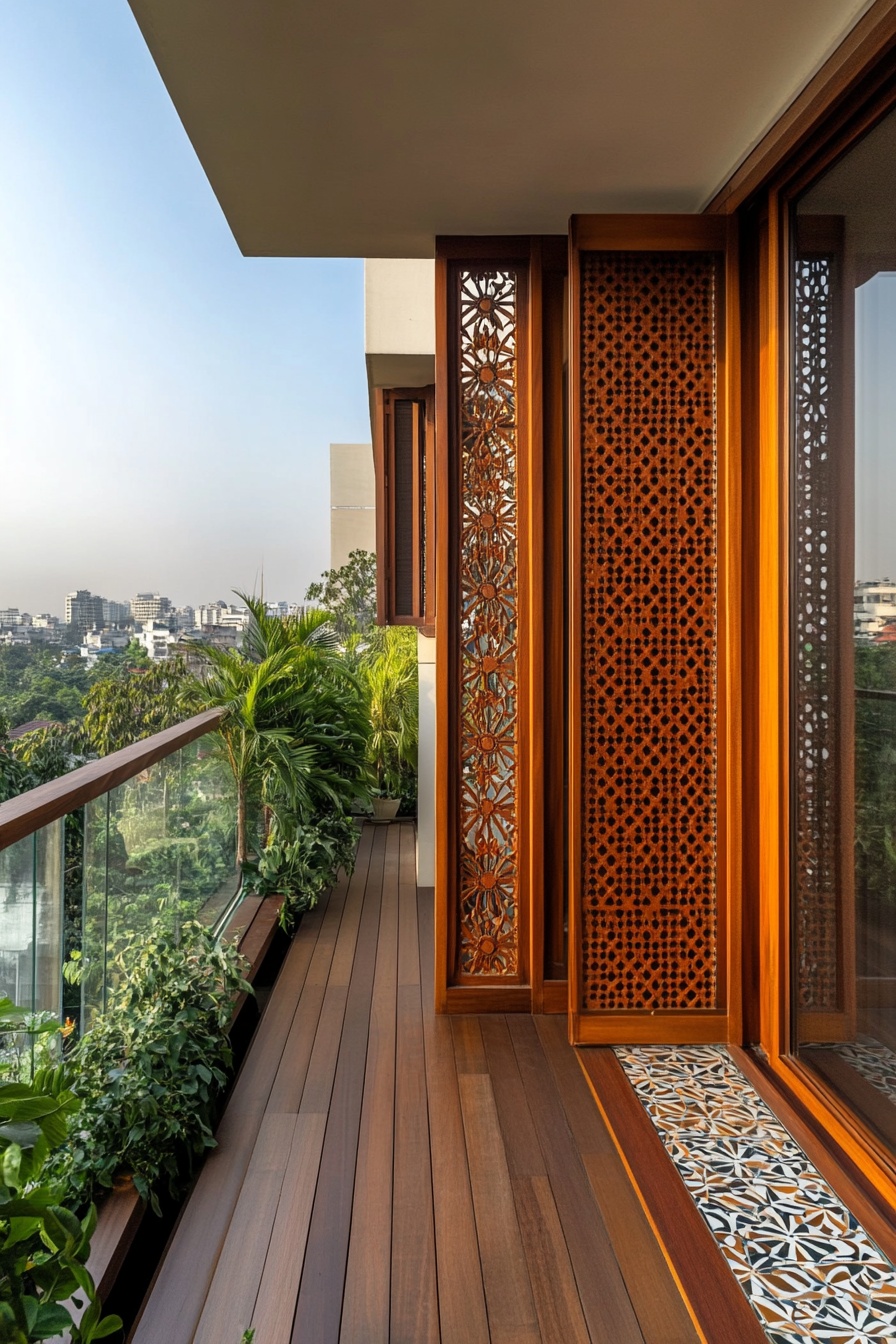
129,822,735,1344
567,215,742,1045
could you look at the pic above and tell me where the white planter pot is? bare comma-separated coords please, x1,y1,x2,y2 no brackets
371,797,401,822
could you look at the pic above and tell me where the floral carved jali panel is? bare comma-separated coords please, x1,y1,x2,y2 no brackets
455,268,521,978
579,251,720,1011
793,252,839,1013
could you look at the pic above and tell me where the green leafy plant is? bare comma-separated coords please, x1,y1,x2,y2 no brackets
358,627,418,799
59,922,250,1216
0,1001,66,1086
186,595,368,863
0,1067,122,1343
242,813,359,930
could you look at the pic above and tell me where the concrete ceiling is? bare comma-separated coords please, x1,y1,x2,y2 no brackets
128,0,874,258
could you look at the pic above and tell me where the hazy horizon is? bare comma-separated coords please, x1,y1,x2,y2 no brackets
0,7,371,616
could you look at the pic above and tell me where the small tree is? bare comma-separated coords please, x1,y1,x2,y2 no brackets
82,659,195,756
305,550,377,640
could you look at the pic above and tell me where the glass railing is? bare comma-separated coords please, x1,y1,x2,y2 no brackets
0,710,235,1039
0,821,63,1017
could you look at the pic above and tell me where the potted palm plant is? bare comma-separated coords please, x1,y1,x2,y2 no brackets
360,628,418,821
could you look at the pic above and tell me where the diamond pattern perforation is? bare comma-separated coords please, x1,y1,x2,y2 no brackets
579,250,719,1011
456,268,520,978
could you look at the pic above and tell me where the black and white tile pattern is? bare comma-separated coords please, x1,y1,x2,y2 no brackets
616,1045,896,1343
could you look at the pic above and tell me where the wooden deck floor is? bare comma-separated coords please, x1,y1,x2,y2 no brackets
130,823,702,1344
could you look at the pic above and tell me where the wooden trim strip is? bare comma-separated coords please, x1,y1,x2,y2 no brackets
704,0,896,214
570,1013,731,1046
577,1049,767,1344
571,214,728,250
0,709,223,849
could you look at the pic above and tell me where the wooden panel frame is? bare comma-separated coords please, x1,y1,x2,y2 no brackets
568,215,742,1045
741,53,896,1208
373,384,436,637
435,237,568,1014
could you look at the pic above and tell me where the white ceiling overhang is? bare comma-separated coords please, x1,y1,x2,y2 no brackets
128,0,875,258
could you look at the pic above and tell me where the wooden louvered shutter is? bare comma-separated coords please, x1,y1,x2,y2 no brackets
374,385,435,633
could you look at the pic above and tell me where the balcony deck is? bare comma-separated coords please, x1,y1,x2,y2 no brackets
129,823,714,1343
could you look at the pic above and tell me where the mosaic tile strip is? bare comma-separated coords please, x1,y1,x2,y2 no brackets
616,1045,896,1343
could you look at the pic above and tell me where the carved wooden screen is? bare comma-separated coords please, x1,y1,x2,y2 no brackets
792,216,855,1043
437,244,532,998
569,217,739,1044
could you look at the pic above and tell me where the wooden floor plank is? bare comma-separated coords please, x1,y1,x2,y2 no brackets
249,1112,328,1344
455,1014,541,1344
578,1048,768,1344
193,1112,297,1344
134,825,763,1344
339,825,400,1343
290,827,388,1343
535,1018,701,1344
129,873,345,1344
513,1175,591,1344
266,829,373,1115
390,825,438,1344
418,888,490,1344
480,1018,590,1343
508,1018,646,1344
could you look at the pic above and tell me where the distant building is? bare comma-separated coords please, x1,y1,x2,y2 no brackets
173,605,196,632
330,443,376,571
135,621,177,662
131,593,172,625
65,590,104,634
79,629,132,666
102,599,132,627
195,602,248,631
854,580,896,641
0,609,24,628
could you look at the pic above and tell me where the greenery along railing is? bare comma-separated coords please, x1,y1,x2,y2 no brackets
0,709,233,1035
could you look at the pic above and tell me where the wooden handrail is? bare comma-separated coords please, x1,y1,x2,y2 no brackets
0,709,224,850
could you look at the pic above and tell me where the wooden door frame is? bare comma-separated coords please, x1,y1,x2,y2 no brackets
733,42,896,1206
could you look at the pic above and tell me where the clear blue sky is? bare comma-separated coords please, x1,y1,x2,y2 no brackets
0,4,370,616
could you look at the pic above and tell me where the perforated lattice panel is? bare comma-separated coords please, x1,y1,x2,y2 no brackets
579,250,719,1012
793,254,839,1012
456,268,520,977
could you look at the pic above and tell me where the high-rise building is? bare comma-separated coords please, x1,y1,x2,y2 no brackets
131,593,172,625
64,590,104,634
102,599,132,627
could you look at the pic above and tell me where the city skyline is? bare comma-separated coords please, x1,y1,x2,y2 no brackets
0,8,371,616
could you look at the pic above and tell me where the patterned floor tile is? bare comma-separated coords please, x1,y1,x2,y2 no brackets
616,1044,896,1344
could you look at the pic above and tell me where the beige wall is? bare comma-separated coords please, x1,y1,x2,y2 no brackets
329,442,375,570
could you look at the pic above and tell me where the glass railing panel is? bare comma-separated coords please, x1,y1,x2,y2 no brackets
81,735,240,1026
0,822,64,1076
176,737,240,928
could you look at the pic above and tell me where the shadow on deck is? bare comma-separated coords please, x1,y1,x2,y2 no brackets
130,823,703,1344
